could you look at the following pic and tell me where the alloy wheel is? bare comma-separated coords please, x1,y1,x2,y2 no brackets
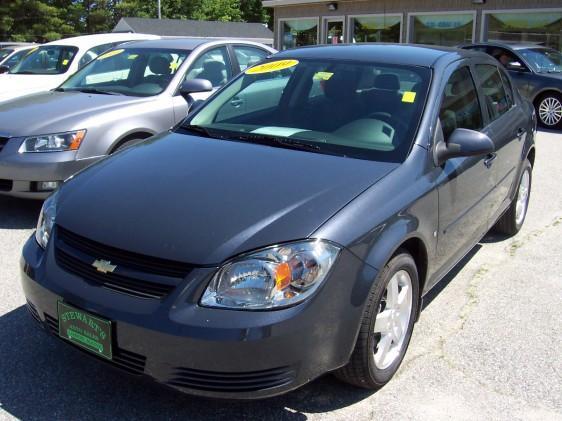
538,96,562,126
373,270,413,370
515,169,530,226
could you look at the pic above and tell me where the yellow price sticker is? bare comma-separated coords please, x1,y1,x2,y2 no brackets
313,71,334,81
402,91,416,103
98,49,124,60
169,61,180,72
246,59,299,75
62,59,69,66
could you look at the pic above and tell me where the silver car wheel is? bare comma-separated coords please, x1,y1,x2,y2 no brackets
538,96,562,126
515,169,530,226
373,270,413,370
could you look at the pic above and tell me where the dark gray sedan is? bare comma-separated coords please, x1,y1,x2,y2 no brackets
461,42,562,129
21,44,535,399
0,38,274,198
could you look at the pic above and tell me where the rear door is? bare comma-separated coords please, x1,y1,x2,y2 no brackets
434,64,496,275
473,62,527,226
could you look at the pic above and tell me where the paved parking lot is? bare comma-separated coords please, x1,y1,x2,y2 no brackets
0,130,561,420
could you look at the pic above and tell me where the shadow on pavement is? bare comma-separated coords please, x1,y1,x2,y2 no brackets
0,196,42,230
0,306,374,420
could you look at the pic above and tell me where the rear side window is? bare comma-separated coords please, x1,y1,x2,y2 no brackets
439,67,483,141
233,46,269,71
475,64,510,122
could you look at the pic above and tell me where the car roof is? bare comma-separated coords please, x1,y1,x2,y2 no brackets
273,43,480,68
43,33,160,50
462,42,551,51
122,37,272,51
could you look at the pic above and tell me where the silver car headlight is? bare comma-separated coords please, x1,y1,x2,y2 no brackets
19,130,86,153
35,190,59,249
201,240,340,310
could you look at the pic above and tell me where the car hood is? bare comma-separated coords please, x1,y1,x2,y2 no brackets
57,132,398,265
0,91,149,136
0,73,66,103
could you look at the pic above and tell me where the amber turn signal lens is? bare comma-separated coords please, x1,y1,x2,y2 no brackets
275,262,292,290
69,130,86,150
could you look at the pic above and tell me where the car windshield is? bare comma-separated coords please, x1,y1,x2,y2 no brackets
59,47,190,97
519,48,562,73
182,58,430,162
9,45,78,75
0,48,13,61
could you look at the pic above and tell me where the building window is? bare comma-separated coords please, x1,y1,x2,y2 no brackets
325,19,344,44
350,15,402,43
483,11,562,52
280,18,318,50
409,12,475,46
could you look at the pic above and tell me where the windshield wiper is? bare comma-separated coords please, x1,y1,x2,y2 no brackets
182,124,220,139
228,133,322,152
70,88,122,95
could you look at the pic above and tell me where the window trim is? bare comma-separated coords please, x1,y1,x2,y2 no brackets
277,17,320,51
480,8,562,44
406,10,477,44
347,13,403,44
321,16,346,44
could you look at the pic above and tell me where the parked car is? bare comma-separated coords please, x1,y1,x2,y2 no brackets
0,45,38,71
0,33,158,103
0,38,275,198
460,42,562,129
21,44,535,399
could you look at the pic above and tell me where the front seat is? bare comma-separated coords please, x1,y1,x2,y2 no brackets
145,55,173,87
197,60,227,87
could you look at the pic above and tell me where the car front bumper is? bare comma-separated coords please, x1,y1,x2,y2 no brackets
0,139,101,199
20,234,377,399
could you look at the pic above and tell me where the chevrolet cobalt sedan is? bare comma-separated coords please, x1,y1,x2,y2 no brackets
21,44,535,399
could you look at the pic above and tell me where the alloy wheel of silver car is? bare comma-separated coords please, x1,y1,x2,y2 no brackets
538,96,562,127
515,168,531,226
373,269,413,370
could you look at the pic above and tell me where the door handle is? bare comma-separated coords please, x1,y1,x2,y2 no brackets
516,128,526,139
230,97,244,107
484,153,497,168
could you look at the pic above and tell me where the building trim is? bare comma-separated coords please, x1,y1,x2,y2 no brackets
406,10,478,44
264,0,328,7
277,16,321,50
480,7,562,43
347,13,404,44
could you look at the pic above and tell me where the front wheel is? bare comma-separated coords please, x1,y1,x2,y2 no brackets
335,251,419,389
494,159,532,236
536,93,562,129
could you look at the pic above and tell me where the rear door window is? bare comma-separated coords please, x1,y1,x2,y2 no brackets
475,64,511,122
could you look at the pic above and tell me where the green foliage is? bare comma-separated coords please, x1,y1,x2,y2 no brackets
0,0,270,42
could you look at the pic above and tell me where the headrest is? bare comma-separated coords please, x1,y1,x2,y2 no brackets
148,56,172,75
324,71,358,102
203,60,226,73
374,74,400,91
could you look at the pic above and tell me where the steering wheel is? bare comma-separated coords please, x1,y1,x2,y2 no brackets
368,112,408,134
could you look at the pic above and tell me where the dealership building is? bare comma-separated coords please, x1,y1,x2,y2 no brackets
262,0,562,52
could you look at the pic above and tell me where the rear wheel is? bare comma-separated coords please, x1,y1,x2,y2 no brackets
494,159,532,236
536,92,562,129
335,251,419,389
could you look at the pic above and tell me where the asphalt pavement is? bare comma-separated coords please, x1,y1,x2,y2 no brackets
0,130,560,420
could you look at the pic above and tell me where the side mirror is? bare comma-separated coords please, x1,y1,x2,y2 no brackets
0,65,9,74
179,78,213,98
506,61,525,72
435,128,495,166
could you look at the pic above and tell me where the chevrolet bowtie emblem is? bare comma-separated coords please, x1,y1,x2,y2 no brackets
92,259,117,274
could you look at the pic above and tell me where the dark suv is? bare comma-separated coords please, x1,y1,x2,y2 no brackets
461,42,562,129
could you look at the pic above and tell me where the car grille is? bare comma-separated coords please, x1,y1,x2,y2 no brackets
43,311,147,375
0,137,8,154
166,366,296,393
55,226,193,299
0,179,12,192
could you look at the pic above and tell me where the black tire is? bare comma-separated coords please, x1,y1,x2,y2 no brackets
335,250,419,389
494,159,532,236
535,92,562,130
112,138,144,153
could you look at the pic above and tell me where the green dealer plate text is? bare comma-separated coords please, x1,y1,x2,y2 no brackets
58,301,113,360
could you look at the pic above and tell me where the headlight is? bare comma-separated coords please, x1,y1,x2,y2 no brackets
35,190,59,249
201,240,340,310
19,130,86,153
